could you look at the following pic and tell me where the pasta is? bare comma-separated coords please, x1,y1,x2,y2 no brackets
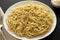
6,3,53,38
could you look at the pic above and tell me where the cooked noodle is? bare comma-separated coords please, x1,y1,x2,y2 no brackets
6,3,53,38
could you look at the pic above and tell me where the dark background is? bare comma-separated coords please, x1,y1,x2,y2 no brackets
0,0,60,40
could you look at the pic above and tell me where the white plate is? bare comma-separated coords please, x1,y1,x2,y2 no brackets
3,1,57,40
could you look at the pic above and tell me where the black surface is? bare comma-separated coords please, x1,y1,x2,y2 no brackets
0,0,60,40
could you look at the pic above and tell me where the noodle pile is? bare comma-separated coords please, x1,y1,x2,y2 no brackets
6,3,53,38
